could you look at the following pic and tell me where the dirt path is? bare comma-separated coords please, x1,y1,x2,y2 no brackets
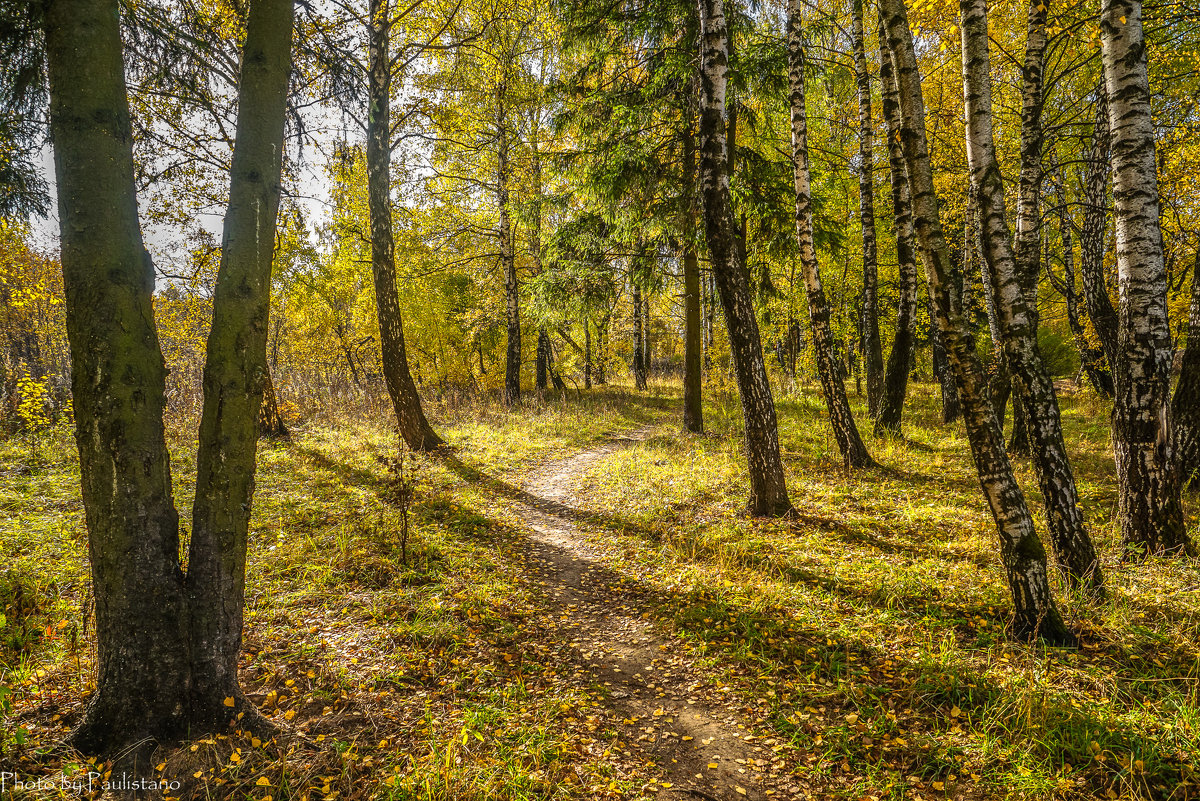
506,428,799,801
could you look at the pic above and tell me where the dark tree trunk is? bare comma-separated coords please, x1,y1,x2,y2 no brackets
1100,0,1190,556
632,280,647,390
879,0,1074,643
788,0,874,469
584,318,593,390
703,268,716,373
852,0,883,418
697,0,792,515
536,327,550,392
46,0,192,752
875,26,919,435
960,0,1103,592
187,0,296,727
1173,249,1200,485
642,289,653,377
927,294,960,423
684,244,705,432
364,0,442,451
1079,82,1120,370
596,314,609,384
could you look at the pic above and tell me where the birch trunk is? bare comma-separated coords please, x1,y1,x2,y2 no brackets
852,0,883,418
960,0,1103,592
879,0,1074,643
697,0,792,515
1100,0,1190,555
875,26,919,435
363,0,442,451
1050,167,1114,396
788,0,874,469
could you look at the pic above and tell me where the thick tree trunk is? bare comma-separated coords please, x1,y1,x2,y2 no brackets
788,0,874,468
874,27,919,435
46,0,192,752
1100,0,1190,556
187,0,296,727
697,0,792,515
1173,249,1200,485
852,0,884,419
879,0,1074,643
498,85,520,405
1049,168,1114,396
364,0,442,451
960,0,1103,593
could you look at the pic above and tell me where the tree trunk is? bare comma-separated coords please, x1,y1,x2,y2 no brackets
642,288,653,378
874,25,919,435
596,314,609,384
960,0,1103,592
187,0,296,727
697,0,792,515
584,318,593,389
364,0,442,451
258,367,289,439
1049,164,1114,396
536,326,550,391
852,0,883,419
879,0,1074,643
498,84,520,405
1100,0,1190,556
703,268,716,372
1172,249,1200,485
683,243,705,432
46,0,192,752
632,280,647,390
788,0,874,469
1080,82,1120,371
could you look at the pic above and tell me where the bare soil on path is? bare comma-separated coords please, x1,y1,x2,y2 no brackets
503,428,803,801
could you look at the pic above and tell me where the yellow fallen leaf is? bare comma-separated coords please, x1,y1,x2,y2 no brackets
256,777,272,786
223,697,236,708
846,713,859,724
951,706,961,717
933,781,945,791
736,788,747,796
252,738,262,748
283,710,297,721
652,708,665,717
708,763,719,769
682,736,693,741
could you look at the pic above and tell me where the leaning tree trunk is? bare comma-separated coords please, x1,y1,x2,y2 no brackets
1049,164,1114,396
364,0,442,451
498,84,520,405
852,0,883,418
874,25,919,435
46,0,193,753
1173,248,1200,486
788,0,874,469
258,367,289,439
697,0,792,515
879,0,1074,643
960,0,1103,593
1100,0,1190,556
187,0,296,730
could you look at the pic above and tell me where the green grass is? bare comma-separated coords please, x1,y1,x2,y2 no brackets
1,381,1198,799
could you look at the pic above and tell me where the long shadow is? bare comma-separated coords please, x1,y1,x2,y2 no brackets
279,440,1197,798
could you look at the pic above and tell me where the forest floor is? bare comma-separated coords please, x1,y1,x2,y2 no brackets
1,381,1199,800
